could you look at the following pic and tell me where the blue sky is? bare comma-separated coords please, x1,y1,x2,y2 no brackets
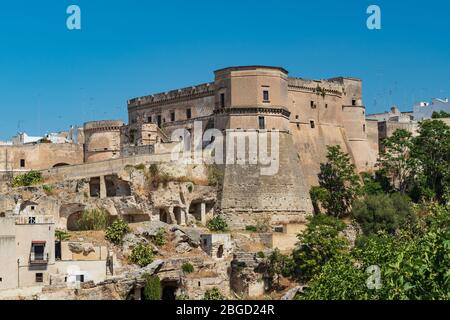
0,0,449,139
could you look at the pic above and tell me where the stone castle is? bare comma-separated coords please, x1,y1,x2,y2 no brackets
0,66,381,299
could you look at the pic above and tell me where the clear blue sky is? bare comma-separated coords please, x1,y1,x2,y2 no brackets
0,0,449,139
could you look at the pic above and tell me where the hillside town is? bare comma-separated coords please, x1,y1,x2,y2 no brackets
0,66,449,300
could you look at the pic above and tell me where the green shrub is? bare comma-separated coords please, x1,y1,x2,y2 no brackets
55,229,70,241
207,216,228,232
105,219,130,245
245,225,257,232
12,170,43,187
152,228,166,246
207,164,223,186
77,209,110,231
176,293,190,300
203,288,226,300
181,262,194,274
142,274,161,300
42,184,54,195
291,214,348,282
256,251,265,259
129,243,154,267
352,193,415,236
134,163,146,171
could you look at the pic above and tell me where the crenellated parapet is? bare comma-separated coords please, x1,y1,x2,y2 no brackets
128,82,215,109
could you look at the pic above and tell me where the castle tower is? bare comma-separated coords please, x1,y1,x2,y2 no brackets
213,66,290,131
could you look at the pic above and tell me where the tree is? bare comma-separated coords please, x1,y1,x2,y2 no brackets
316,145,361,217
291,214,348,282
266,249,292,288
378,129,416,194
297,204,450,300
352,193,415,236
431,110,450,119
411,120,450,203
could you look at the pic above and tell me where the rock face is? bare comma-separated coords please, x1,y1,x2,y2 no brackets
281,286,306,300
230,252,268,298
68,242,95,255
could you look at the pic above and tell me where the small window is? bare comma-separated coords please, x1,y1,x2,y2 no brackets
186,108,192,119
295,115,299,120
20,159,25,168
258,116,265,130
198,281,201,287
363,124,366,133
147,116,152,123
263,90,269,101
36,273,43,283
30,206,35,211
220,93,225,108
310,120,315,129
28,217,36,224
76,275,85,283
352,99,356,106
0,277,3,282
203,239,208,246
170,112,175,122
325,104,328,109
310,101,316,109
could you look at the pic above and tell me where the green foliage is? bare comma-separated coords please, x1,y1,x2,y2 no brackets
105,219,130,245
55,229,70,241
76,209,110,231
316,145,361,217
298,204,450,300
129,243,154,267
134,163,146,171
176,293,190,300
207,164,224,187
352,193,416,236
142,274,161,300
245,225,258,232
12,170,43,187
291,214,348,282
309,186,328,215
266,249,293,288
151,228,166,246
411,120,450,203
378,129,416,194
256,251,265,259
203,288,226,300
431,110,450,119
181,262,194,274
207,216,228,232
361,172,385,195
42,184,54,195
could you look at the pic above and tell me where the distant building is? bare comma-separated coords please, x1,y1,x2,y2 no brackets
366,106,418,151
414,98,450,120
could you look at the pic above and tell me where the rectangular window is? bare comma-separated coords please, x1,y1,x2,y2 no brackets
258,116,265,130
263,90,269,102
310,101,315,109
35,273,43,283
310,120,315,129
20,159,25,168
147,116,152,123
220,93,225,108
352,99,356,106
363,124,366,133
76,275,85,283
186,108,192,119
170,112,175,122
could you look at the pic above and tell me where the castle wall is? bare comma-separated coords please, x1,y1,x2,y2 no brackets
0,143,84,172
220,131,313,228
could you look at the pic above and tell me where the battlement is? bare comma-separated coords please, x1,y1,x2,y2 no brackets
128,82,215,109
288,77,344,96
84,120,124,131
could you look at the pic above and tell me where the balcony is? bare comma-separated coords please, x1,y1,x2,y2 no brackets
29,252,49,265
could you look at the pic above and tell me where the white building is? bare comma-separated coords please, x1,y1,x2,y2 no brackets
414,98,450,120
